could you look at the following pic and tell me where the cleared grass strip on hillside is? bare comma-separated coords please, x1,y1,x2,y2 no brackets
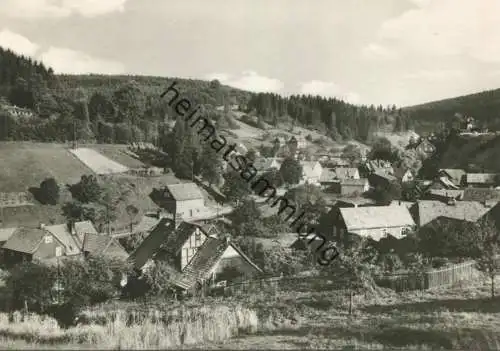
69,148,129,175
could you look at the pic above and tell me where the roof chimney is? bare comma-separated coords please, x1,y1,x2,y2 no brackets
225,236,230,245
39,223,45,229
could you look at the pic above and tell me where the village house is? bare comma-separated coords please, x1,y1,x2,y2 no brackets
332,178,370,196
253,157,283,172
319,168,338,188
82,233,129,260
415,138,436,156
424,189,464,202
466,173,499,188
1,221,99,265
393,167,414,183
159,183,205,221
428,176,461,190
438,169,466,187
409,200,494,228
129,219,262,291
334,167,360,180
364,159,393,174
300,161,323,185
332,205,416,242
368,170,398,189
462,188,500,203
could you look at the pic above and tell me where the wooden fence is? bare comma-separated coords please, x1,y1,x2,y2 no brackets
214,259,489,296
210,274,345,297
375,259,481,292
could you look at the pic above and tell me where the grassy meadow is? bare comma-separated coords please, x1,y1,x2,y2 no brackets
0,276,499,349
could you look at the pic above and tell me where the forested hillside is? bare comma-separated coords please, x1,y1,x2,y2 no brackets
247,93,413,142
0,45,411,146
406,88,500,132
419,133,500,178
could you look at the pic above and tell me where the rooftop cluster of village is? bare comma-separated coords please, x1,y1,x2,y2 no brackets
1,120,500,298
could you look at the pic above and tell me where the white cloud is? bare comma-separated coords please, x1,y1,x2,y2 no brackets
211,71,284,93
361,43,399,60
0,0,128,18
0,29,39,56
371,0,500,62
0,29,125,74
300,80,341,96
39,47,125,74
343,92,361,104
299,80,360,103
403,69,466,81
204,72,230,82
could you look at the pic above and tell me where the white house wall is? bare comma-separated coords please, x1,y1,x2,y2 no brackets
350,226,412,241
176,199,205,219
180,228,208,270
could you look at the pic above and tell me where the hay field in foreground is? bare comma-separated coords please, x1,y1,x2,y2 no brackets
2,277,500,350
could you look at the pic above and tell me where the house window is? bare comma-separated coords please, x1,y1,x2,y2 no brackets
55,246,62,257
44,235,53,244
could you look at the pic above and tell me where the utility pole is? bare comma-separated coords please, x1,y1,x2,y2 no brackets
73,119,77,149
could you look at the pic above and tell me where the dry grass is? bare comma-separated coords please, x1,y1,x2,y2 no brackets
2,270,500,350
0,304,263,349
86,144,145,169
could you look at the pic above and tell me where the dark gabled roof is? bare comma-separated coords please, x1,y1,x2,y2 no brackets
128,218,176,269
82,233,129,260
372,170,398,182
2,227,52,254
172,238,262,289
413,200,492,227
128,220,209,269
165,183,203,201
172,237,227,289
427,189,464,200
170,221,209,255
439,169,465,186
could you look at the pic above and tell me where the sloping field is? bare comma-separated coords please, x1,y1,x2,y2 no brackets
69,148,129,175
374,130,420,148
86,144,145,169
0,142,94,192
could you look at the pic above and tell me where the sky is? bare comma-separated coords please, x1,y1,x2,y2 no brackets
1,0,500,107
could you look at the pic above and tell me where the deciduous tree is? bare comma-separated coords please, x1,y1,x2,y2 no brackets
473,218,500,298
222,171,252,205
279,157,303,185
